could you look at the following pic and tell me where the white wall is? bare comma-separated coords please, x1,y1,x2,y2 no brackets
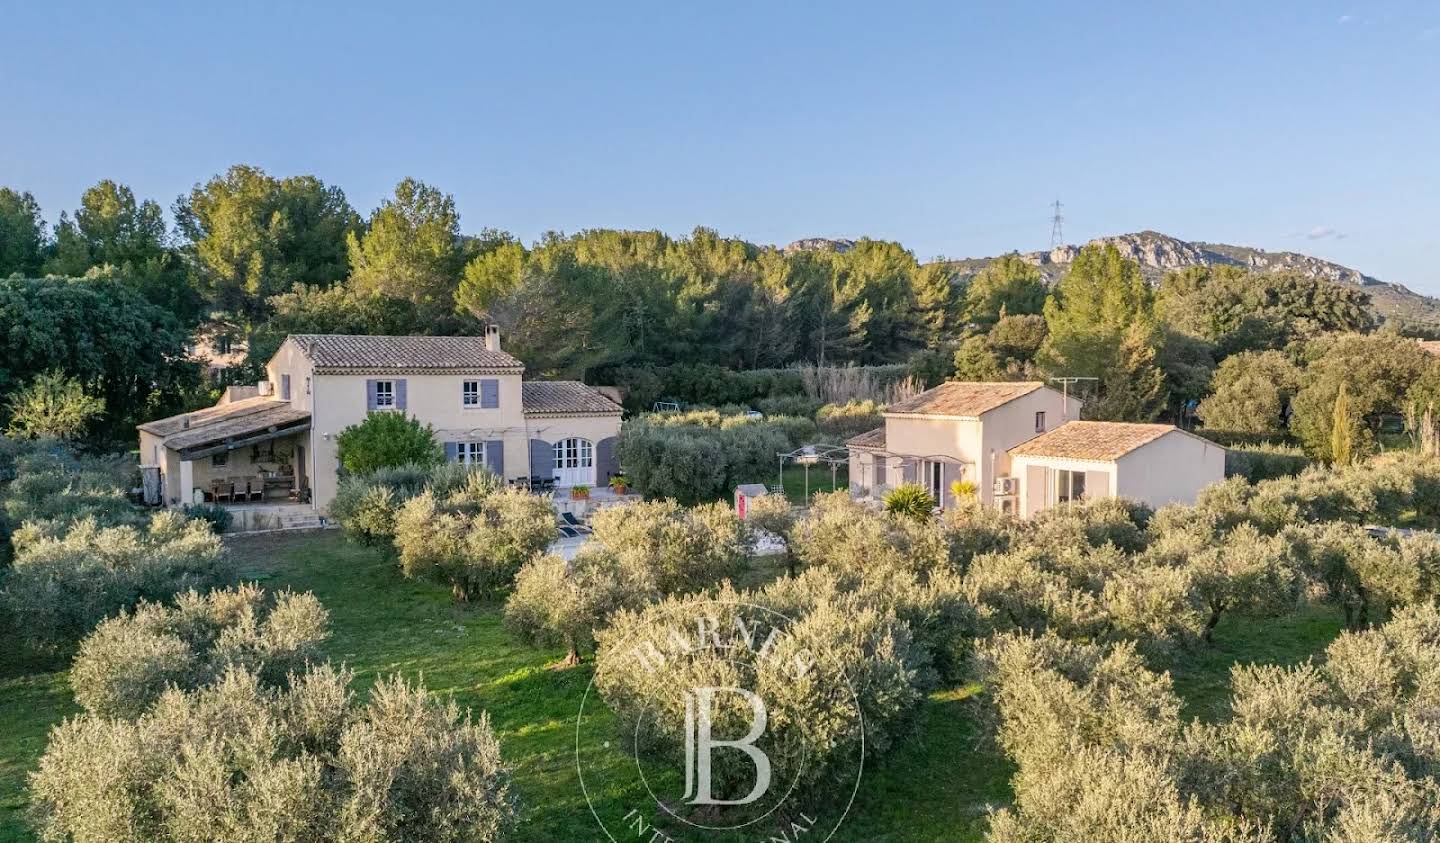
1114,431,1226,508
978,387,1079,506
1012,455,1118,517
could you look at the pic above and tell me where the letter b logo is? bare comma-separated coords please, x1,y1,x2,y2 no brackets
682,687,772,806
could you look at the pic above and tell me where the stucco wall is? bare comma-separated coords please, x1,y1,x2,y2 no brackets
977,387,1079,506
1114,431,1225,508
1012,455,1118,517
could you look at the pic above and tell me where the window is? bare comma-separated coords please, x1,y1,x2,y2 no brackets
305,376,311,395
374,380,395,409
1056,468,1086,504
280,373,291,401
211,452,228,467
553,438,593,469
920,460,944,503
458,442,486,465
462,380,479,407
216,335,232,355
1034,411,1046,433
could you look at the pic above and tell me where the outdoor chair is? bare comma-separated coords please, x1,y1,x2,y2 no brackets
561,511,591,533
248,477,264,502
557,525,579,539
231,479,246,502
214,480,232,503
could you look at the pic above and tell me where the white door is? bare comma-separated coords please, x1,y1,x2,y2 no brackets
553,438,595,487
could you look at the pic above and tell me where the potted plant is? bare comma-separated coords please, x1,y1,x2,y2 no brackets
571,484,591,501
608,474,631,495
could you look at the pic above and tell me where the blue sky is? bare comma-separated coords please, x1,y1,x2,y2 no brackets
2,1,1438,291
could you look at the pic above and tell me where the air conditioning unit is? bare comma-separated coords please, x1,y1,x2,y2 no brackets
993,476,1018,496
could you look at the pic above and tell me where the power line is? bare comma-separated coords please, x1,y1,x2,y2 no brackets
1049,199,1064,248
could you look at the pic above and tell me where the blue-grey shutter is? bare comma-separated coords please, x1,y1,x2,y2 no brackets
529,439,553,479
596,436,618,483
485,440,504,476
366,379,378,412
395,379,408,410
480,379,499,409
444,442,459,462
280,374,291,401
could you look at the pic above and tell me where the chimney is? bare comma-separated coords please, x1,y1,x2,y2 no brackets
485,324,501,352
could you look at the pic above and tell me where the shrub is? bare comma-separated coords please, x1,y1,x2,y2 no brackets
588,499,750,594
790,491,950,578
181,502,232,534
1,511,232,650
4,371,105,441
976,606,1440,839
755,394,823,418
814,399,885,439
742,492,796,571
883,483,936,520
329,462,490,546
69,584,328,719
593,585,928,803
616,413,813,503
505,546,650,664
29,665,516,843
394,483,557,600
1223,441,1311,481
334,411,443,475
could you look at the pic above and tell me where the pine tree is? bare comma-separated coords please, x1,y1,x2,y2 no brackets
1089,322,1168,421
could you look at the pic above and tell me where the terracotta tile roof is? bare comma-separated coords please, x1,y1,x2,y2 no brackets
139,395,285,437
522,382,622,416
846,427,887,449
141,399,310,451
885,381,1046,417
290,335,523,373
1009,421,1177,462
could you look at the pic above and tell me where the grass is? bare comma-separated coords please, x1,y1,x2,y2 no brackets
0,531,1350,841
780,463,848,505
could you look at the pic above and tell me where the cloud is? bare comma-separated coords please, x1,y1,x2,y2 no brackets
1338,13,1354,23
1290,226,1347,241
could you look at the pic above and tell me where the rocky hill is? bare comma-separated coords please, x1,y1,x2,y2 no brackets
939,231,1440,327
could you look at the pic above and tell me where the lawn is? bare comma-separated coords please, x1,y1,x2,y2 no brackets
780,462,848,505
0,531,1346,842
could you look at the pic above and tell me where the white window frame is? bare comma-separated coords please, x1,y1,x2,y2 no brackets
374,380,395,410
553,438,593,469
920,460,944,503
458,441,486,465
462,380,480,408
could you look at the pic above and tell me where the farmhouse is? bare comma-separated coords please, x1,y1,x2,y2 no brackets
846,381,1224,515
138,328,622,513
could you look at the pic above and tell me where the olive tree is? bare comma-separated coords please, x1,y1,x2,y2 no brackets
30,665,516,843
69,584,328,719
2,511,232,650
504,546,652,665
394,482,557,601
587,499,750,594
